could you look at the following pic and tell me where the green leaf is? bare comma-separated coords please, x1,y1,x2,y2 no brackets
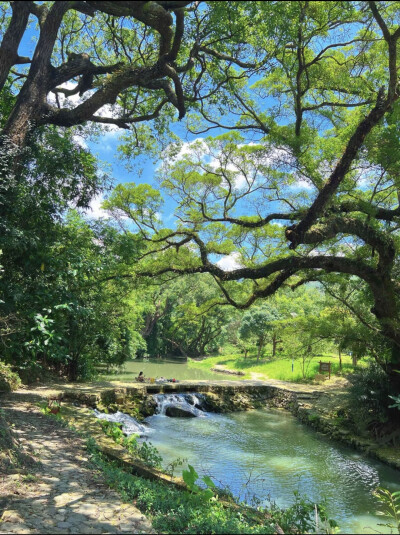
182,464,200,492
202,475,216,488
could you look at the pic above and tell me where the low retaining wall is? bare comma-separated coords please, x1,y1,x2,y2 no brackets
60,381,310,414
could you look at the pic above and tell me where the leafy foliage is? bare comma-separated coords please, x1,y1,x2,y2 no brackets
347,363,393,433
100,420,163,469
373,487,400,534
0,361,21,393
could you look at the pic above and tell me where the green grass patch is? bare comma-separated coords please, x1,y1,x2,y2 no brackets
189,353,366,383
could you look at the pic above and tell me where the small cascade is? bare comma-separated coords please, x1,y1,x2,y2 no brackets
153,393,208,417
93,409,150,436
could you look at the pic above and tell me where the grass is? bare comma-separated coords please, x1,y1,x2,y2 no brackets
189,352,366,383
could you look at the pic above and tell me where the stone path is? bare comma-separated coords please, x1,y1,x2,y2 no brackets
0,394,153,534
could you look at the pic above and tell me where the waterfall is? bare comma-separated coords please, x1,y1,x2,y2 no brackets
93,409,150,436
153,393,208,417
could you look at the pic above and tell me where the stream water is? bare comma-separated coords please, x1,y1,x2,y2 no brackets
99,358,239,382
95,393,400,534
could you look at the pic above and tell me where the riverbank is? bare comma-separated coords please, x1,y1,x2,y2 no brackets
2,378,399,534
188,354,363,382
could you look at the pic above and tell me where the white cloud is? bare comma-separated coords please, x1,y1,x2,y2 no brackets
208,158,247,188
95,104,124,133
48,84,124,140
161,138,206,168
72,134,88,149
82,194,109,219
292,177,314,190
175,138,206,160
47,81,84,108
216,252,243,271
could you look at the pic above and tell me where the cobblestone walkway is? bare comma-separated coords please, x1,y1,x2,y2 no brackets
0,394,153,534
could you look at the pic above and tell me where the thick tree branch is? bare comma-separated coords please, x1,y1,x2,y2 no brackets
43,61,183,127
0,1,32,91
91,99,168,128
87,1,187,57
302,216,396,273
286,86,393,249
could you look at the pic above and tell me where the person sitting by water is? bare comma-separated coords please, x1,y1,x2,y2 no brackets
137,371,145,382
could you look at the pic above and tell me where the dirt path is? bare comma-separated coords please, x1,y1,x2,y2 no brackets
0,393,153,534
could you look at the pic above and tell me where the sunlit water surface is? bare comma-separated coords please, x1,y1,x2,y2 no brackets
142,408,400,534
100,358,236,382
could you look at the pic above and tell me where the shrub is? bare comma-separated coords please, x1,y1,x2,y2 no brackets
0,361,21,393
347,363,390,432
100,420,163,468
373,487,400,534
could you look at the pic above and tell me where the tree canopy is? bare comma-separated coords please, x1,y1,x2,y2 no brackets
100,2,400,389
2,1,400,390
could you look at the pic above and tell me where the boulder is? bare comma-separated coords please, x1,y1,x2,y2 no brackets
165,406,196,418
140,398,158,417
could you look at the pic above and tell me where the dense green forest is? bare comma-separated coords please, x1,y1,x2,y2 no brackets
1,0,400,408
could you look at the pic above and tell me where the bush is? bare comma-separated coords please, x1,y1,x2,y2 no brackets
0,361,21,393
100,420,163,468
347,363,390,432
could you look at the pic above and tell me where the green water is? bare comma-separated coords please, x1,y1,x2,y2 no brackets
100,358,236,382
143,408,400,534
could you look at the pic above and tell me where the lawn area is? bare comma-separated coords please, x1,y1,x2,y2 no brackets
189,353,365,382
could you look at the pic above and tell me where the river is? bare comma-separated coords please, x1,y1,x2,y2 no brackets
144,406,399,534
99,357,239,381
99,360,400,533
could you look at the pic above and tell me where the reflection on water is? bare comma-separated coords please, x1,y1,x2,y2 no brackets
100,358,236,382
142,408,400,534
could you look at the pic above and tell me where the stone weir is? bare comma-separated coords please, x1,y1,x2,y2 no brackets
60,379,320,415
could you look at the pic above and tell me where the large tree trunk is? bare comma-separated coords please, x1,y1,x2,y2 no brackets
2,2,70,148
68,354,79,381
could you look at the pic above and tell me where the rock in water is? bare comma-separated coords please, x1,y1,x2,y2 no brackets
165,406,197,418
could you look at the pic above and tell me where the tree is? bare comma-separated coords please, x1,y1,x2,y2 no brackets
4,1,400,393
2,211,145,380
105,2,400,393
0,1,198,151
140,274,233,358
239,305,281,362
